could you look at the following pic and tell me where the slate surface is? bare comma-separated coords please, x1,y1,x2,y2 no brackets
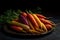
0,17,60,40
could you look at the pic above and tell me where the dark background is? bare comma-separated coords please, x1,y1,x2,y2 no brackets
0,0,60,40
0,0,60,17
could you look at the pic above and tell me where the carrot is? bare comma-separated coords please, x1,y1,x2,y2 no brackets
10,25,26,33
9,21,30,31
27,18,42,33
29,30,41,34
27,13,39,29
39,18,53,25
27,19,35,30
19,15,29,25
27,13,44,33
27,19,41,34
9,21,41,33
45,24,52,30
21,12,27,18
36,14,46,19
32,14,47,32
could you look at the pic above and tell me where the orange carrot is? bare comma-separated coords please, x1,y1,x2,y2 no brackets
27,13,39,29
27,13,44,33
10,25,26,33
39,18,52,25
36,14,46,19
27,18,41,33
45,24,52,30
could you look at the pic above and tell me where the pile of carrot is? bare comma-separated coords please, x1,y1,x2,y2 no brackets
8,10,55,34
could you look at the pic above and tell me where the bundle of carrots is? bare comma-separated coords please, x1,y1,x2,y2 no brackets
0,9,55,34
8,10,55,34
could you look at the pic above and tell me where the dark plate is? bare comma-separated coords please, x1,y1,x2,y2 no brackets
1,25,55,38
